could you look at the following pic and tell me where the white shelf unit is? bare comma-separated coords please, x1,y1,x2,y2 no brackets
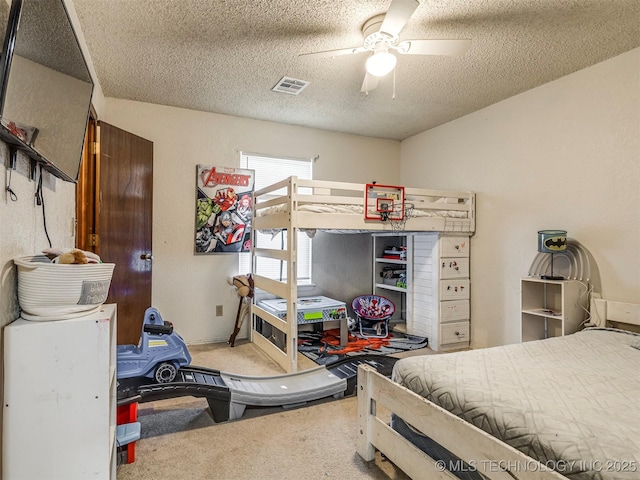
372,233,412,332
3,304,117,479
372,233,471,351
520,278,587,342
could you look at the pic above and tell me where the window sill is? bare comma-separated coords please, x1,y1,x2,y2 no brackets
297,283,316,293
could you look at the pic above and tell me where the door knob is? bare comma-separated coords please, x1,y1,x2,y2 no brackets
140,253,154,260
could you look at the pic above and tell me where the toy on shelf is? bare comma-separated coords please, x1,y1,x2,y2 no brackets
117,307,191,383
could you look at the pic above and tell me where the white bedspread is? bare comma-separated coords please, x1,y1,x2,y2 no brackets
392,328,640,480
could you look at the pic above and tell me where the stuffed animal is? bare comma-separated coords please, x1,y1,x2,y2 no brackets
43,248,101,264
57,249,88,264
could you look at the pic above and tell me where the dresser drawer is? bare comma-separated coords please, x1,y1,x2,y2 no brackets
440,236,470,257
440,279,470,301
439,299,469,321
440,321,470,345
440,257,469,279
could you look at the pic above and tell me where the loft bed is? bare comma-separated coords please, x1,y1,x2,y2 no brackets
357,298,640,480
249,176,476,373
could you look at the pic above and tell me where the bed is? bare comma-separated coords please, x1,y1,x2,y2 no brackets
357,298,640,480
249,177,476,373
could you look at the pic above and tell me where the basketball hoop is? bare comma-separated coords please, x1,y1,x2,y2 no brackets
388,202,414,232
365,184,405,222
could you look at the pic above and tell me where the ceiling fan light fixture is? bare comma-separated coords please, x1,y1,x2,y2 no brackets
365,50,397,77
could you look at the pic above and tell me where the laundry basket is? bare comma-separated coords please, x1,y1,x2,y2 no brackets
14,255,115,321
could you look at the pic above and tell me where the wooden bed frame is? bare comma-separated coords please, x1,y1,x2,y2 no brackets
249,177,476,373
356,299,640,479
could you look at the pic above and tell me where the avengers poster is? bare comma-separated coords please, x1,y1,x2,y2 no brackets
195,165,254,254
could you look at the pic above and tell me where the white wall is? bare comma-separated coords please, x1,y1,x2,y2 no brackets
102,99,400,344
0,153,76,328
400,48,640,348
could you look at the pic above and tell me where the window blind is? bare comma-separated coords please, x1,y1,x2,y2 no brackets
239,153,313,283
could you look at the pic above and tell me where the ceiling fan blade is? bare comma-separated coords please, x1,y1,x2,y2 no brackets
360,73,379,92
396,39,471,56
380,0,419,37
299,46,367,59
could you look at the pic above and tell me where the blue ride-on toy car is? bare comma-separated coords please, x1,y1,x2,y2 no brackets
117,307,192,383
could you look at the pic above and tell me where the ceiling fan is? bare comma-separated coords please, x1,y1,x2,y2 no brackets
299,0,471,92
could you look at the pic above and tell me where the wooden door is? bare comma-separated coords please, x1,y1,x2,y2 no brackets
79,121,154,345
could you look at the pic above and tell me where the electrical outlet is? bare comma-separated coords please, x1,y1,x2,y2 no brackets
215,305,223,316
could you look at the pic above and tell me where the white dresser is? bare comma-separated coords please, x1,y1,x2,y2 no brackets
411,234,471,351
3,304,117,479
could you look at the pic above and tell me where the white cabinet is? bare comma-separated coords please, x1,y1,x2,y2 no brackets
372,233,471,351
520,278,587,342
431,235,470,351
3,304,117,479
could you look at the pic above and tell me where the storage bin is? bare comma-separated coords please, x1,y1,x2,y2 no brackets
14,255,115,321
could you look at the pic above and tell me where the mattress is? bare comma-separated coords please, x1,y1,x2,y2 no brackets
392,328,640,480
255,202,470,237
256,202,469,218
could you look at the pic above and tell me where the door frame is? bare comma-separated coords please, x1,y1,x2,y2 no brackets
76,106,98,253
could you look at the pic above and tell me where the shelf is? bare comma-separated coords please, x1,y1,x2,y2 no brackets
373,234,411,338
520,279,562,313
0,125,76,183
376,283,407,293
375,257,407,265
520,277,587,342
522,308,562,318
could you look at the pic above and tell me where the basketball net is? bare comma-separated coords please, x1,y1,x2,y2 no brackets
387,202,414,231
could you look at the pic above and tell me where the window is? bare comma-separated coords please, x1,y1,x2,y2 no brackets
239,152,313,283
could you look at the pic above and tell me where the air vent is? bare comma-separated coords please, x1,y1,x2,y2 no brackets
272,77,310,95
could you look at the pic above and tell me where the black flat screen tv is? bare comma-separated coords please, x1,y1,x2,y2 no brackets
0,0,94,183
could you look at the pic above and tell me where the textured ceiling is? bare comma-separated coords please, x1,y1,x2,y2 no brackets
70,0,640,141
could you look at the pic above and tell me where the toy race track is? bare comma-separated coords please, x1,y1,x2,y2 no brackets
117,354,398,423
